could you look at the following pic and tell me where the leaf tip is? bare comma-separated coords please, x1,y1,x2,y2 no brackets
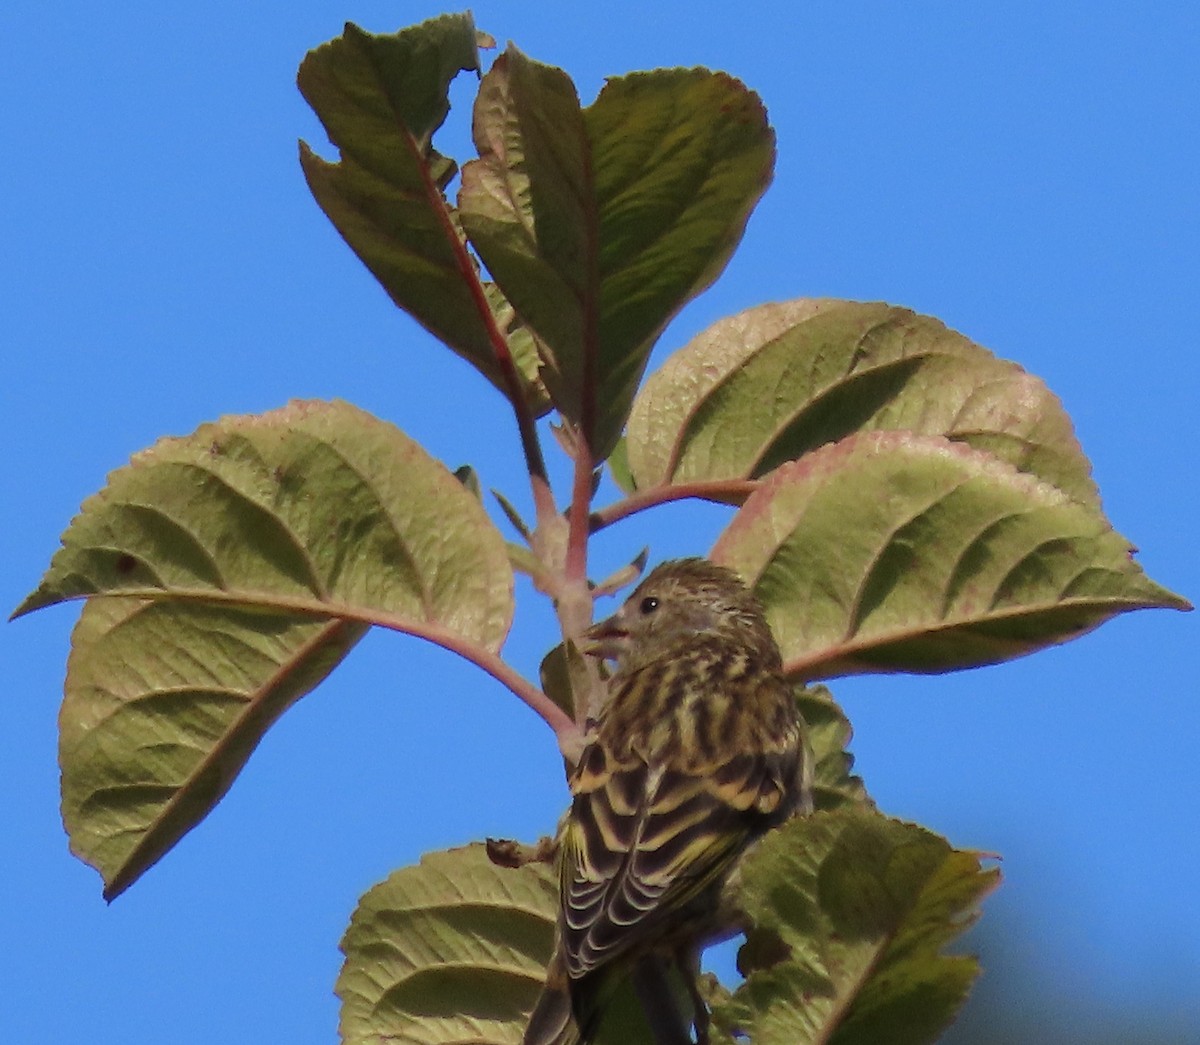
10,586,50,621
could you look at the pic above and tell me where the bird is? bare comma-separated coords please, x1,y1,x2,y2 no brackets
523,557,811,1045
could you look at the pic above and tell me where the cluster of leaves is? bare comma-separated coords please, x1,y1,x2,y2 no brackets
13,12,1188,1045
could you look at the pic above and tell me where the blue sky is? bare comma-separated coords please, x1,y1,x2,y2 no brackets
2,3,1196,1042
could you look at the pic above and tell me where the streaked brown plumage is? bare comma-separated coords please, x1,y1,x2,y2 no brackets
524,558,811,1045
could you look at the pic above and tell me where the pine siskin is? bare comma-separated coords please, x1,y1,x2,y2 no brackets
524,558,811,1045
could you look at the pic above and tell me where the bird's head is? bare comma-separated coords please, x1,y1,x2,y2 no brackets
581,557,778,673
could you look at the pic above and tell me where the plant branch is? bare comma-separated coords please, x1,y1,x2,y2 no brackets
553,433,603,729
589,478,759,532
566,436,595,584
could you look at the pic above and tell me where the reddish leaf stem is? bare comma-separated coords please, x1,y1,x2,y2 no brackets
58,589,580,748
397,617,578,743
556,435,601,728
588,479,759,532
566,439,594,585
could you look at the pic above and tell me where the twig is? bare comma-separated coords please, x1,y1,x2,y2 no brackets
589,479,759,532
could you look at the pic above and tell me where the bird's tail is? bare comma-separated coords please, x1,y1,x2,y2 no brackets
525,954,691,1045
525,961,688,1045
524,955,580,1045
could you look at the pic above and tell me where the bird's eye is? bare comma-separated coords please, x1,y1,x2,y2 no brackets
639,596,659,615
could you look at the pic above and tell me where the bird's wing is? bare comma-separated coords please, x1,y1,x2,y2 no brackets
558,736,795,980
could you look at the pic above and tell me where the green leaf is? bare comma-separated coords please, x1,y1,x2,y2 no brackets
453,463,484,500
16,399,515,652
459,49,591,418
539,641,590,720
585,70,775,460
61,598,365,900
460,57,774,459
339,843,667,1045
606,437,636,494
711,432,1190,678
797,685,870,811
484,280,555,414
713,810,999,1045
337,844,558,1045
625,299,1101,508
15,400,514,897
298,16,549,412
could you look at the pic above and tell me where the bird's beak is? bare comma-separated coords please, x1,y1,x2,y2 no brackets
579,614,628,661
